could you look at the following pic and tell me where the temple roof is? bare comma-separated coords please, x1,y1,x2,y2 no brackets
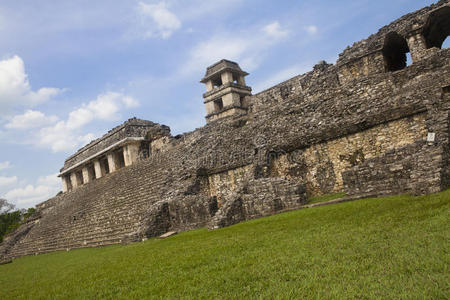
68,117,157,158
200,59,249,83
61,117,170,172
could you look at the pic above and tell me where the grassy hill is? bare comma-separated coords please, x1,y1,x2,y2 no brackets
0,190,449,299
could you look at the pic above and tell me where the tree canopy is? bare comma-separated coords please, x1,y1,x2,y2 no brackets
0,199,35,243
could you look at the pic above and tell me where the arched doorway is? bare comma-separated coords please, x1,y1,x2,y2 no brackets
423,6,450,49
382,32,410,72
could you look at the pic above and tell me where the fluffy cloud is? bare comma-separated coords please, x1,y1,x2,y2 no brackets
263,22,289,39
5,109,59,129
3,173,60,207
182,20,290,75
37,122,95,152
36,92,138,152
66,91,138,129
0,56,62,114
0,176,18,187
4,185,58,206
37,173,60,187
121,95,140,108
2,91,138,152
0,161,11,171
137,1,181,39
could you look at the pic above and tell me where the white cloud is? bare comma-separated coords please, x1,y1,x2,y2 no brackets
2,173,61,208
137,1,181,39
122,95,139,108
182,21,290,75
4,184,59,206
0,161,11,171
305,25,318,35
66,108,93,130
5,109,59,129
37,121,96,152
263,22,289,39
0,175,17,187
37,173,60,187
36,92,138,152
66,92,138,129
0,56,63,114
2,91,137,153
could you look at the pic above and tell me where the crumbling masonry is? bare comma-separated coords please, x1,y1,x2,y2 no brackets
1,1,449,260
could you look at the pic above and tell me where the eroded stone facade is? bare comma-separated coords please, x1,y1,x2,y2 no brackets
1,1,449,260
59,118,170,192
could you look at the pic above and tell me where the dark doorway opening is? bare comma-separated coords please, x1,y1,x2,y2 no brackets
423,6,450,49
382,32,410,72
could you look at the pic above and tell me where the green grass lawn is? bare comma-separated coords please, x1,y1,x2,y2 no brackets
1,190,449,299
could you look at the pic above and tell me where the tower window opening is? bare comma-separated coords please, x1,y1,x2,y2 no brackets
423,6,450,49
214,98,224,112
239,95,245,107
212,77,222,88
232,73,239,84
382,32,410,72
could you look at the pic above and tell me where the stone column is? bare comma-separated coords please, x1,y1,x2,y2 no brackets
61,176,69,193
107,153,117,173
206,80,214,92
221,71,233,84
94,160,103,179
82,166,92,184
406,27,428,62
70,172,79,189
237,75,246,86
124,143,140,166
205,101,215,115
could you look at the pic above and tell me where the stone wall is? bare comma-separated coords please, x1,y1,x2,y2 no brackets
269,113,428,196
342,141,446,196
1,1,449,260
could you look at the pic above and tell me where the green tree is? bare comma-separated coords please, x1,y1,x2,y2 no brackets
0,199,35,243
0,198,14,214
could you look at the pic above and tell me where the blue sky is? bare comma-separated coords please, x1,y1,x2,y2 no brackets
0,0,438,208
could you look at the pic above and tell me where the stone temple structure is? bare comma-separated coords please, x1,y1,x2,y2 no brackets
201,59,252,123
58,119,170,193
1,1,449,260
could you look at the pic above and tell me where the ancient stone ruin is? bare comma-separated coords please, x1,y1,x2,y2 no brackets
1,1,449,260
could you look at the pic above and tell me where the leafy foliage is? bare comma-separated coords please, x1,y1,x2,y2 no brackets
0,199,35,243
0,198,15,214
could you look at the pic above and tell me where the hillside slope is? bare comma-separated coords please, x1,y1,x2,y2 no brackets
0,190,449,299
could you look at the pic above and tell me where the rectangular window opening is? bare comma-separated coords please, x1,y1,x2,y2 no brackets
100,157,109,175
214,98,224,112
115,149,126,169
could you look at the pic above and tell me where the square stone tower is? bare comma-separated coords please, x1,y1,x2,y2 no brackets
201,59,252,123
